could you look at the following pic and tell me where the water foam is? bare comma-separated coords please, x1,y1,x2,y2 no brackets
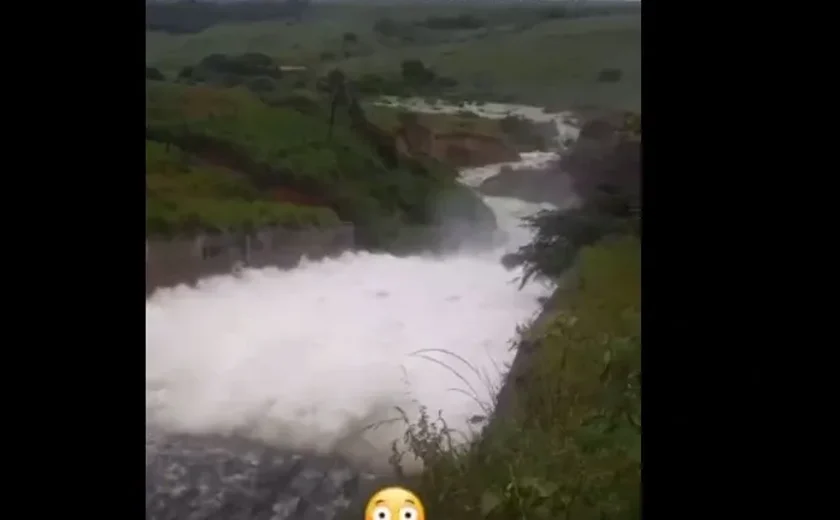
146,135,569,474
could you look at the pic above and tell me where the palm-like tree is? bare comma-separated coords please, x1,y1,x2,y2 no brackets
326,69,348,140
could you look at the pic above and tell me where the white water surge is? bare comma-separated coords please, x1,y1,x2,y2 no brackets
146,103,580,473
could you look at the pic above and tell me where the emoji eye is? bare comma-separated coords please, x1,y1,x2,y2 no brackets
372,506,392,520
399,506,418,520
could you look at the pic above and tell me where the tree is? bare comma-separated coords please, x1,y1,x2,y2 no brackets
177,66,194,81
146,67,165,81
373,17,400,37
401,59,435,85
326,69,348,140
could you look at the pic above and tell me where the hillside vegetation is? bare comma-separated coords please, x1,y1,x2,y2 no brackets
146,5,642,517
145,73,496,247
147,2,641,110
146,140,340,235
387,235,641,520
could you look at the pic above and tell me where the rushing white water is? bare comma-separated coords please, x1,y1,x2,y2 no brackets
374,96,581,149
145,103,580,474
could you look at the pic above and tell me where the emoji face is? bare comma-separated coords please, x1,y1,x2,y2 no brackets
364,486,425,520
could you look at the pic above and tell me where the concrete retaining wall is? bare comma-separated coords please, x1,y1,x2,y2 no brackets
146,224,355,294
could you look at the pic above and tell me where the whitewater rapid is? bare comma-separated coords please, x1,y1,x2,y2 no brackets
146,108,578,475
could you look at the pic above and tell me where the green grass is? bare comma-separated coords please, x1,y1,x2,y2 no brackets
146,140,340,236
147,10,640,111
364,103,503,137
147,81,407,184
145,4,574,71
146,82,334,157
145,80,480,244
341,15,641,110
394,237,641,520
145,4,490,74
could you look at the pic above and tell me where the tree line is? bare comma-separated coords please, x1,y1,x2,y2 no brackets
146,0,312,34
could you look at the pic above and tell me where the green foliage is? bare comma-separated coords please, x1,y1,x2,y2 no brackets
146,4,639,110
260,89,324,115
391,238,641,520
502,208,637,288
146,66,166,81
177,53,283,93
401,59,436,85
340,15,641,110
145,81,473,246
146,140,339,236
147,197,338,236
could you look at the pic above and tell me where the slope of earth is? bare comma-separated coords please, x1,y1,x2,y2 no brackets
146,139,340,236
145,79,495,248
477,110,641,208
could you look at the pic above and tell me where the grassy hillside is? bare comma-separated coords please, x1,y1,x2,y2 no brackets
146,4,637,67
146,140,340,235
340,15,641,110
395,236,641,520
146,4,642,518
145,77,492,245
147,3,641,110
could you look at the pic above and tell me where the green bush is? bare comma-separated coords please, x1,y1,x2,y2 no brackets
146,140,340,236
145,82,484,247
146,67,165,81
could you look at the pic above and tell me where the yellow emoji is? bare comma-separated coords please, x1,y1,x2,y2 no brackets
364,486,425,520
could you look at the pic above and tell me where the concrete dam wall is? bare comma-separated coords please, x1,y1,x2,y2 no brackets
146,224,356,294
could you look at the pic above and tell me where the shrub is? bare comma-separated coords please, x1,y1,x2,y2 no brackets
401,59,436,85
146,67,165,81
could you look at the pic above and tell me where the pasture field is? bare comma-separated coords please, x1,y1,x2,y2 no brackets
147,3,640,110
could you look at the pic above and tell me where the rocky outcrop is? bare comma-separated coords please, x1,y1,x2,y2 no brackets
477,160,577,208
395,123,520,169
476,110,640,211
561,111,640,211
